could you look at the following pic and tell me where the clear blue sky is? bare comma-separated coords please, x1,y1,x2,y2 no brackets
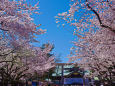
31,0,75,62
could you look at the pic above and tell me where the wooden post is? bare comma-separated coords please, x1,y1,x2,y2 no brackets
61,65,64,86
82,69,85,86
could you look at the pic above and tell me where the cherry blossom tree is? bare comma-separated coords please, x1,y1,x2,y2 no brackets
57,0,115,85
0,0,45,61
56,0,115,36
0,0,55,85
0,40,55,85
0,0,46,42
69,29,115,85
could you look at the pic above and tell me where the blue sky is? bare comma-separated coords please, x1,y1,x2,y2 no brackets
31,0,75,62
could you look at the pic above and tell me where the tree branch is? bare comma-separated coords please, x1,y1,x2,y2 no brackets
0,49,14,56
0,28,9,31
86,0,115,33
0,61,13,63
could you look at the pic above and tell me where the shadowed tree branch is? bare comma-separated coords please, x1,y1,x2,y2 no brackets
86,0,115,33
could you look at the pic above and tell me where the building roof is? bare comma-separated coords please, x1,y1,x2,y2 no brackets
55,63,74,65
